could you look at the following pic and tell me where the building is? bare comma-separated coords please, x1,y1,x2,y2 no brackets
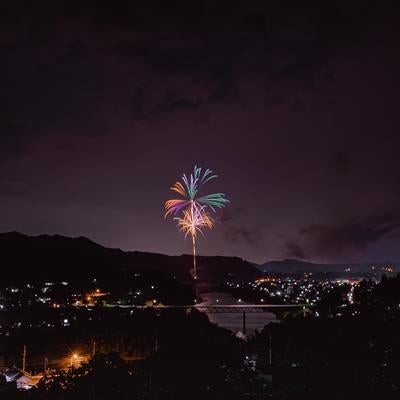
3,367,43,390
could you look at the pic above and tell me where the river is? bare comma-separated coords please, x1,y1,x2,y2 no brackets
197,292,278,337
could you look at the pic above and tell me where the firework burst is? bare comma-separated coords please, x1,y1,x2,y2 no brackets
165,166,229,280
174,204,214,238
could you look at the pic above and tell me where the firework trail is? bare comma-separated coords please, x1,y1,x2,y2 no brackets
165,166,229,280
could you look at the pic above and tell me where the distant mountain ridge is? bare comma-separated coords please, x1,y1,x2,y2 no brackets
259,258,400,274
2,232,397,284
0,232,260,284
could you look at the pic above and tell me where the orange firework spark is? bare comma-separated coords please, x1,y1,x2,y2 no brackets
165,166,229,281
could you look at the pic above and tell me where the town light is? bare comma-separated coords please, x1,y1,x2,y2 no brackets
70,353,79,367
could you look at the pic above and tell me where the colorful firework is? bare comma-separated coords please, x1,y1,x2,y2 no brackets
165,166,229,280
174,204,214,238
165,166,229,216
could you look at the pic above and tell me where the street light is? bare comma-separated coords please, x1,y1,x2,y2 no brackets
70,353,78,368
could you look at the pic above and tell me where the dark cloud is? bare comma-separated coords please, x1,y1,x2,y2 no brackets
225,226,264,246
264,94,285,109
219,207,264,247
150,97,201,116
217,207,245,224
331,151,355,175
0,1,400,263
1,0,391,150
298,214,400,258
285,241,308,260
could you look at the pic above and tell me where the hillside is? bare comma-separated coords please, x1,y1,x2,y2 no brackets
0,232,260,284
259,258,400,274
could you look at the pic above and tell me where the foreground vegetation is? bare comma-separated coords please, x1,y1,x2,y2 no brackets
2,275,400,399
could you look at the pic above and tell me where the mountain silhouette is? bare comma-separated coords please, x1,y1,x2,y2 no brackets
0,232,259,285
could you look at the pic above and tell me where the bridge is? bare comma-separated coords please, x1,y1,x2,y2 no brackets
106,303,307,334
106,303,305,312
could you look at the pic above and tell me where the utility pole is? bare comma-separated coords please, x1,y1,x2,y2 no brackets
44,357,48,373
22,345,26,371
92,340,96,357
148,370,152,391
242,311,247,335
268,334,272,365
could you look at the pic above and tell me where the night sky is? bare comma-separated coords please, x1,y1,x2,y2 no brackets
1,1,400,264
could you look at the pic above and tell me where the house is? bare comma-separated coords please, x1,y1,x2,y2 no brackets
3,367,43,390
